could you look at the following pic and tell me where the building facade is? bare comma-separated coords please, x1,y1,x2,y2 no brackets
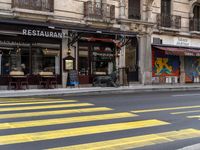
0,0,156,89
151,0,200,84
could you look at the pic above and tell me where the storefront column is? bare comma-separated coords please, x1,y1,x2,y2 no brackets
62,29,68,88
119,0,126,19
119,46,126,85
139,34,152,84
180,56,185,84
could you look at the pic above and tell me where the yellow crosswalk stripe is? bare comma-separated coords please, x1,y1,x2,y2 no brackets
0,98,74,103
132,105,200,113
171,109,200,115
0,119,169,145
0,112,136,130
0,100,77,107
0,107,113,119
0,103,94,112
48,129,200,150
187,115,200,119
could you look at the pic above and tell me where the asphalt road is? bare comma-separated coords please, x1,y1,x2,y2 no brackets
1,91,200,149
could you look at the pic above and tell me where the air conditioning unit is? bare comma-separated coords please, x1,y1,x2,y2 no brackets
153,37,162,45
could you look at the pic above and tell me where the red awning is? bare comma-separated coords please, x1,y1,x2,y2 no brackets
154,46,200,56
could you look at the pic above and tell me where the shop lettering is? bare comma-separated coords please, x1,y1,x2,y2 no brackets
22,29,67,38
0,40,30,45
176,37,190,46
93,52,114,57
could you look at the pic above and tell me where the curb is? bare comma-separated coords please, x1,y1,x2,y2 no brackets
0,86,200,97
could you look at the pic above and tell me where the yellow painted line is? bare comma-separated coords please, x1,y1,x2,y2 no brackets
0,107,113,119
0,103,94,112
0,112,136,130
171,109,200,115
0,98,75,103
132,105,200,113
0,119,169,145
0,100,77,107
48,129,200,150
187,115,200,119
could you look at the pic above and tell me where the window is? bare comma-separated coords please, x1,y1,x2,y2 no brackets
193,5,200,31
161,0,171,15
161,0,171,27
0,42,60,76
128,0,140,20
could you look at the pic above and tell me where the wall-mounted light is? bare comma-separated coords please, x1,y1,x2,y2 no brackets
67,48,71,56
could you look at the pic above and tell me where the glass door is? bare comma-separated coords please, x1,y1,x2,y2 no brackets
78,44,90,84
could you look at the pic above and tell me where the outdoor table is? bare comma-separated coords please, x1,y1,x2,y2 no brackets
10,75,27,90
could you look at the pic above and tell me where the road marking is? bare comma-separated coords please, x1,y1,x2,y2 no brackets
48,129,200,150
0,98,72,102
0,103,94,112
187,115,200,119
0,119,169,145
172,93,200,97
0,112,136,130
0,107,113,119
171,109,200,115
132,105,200,113
0,100,77,107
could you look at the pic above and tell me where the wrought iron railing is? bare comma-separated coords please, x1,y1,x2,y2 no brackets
157,14,181,29
12,0,54,12
84,1,115,20
189,18,200,31
128,14,141,20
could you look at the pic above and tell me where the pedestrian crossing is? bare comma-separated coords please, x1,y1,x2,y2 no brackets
0,98,199,150
48,129,200,150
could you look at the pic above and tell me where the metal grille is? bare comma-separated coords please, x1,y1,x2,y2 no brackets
12,0,54,12
157,14,181,29
84,1,115,21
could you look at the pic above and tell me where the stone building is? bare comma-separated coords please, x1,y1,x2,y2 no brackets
1,0,199,88
151,0,200,84
0,0,156,89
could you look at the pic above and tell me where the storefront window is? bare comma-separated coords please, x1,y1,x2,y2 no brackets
0,43,60,76
92,46,114,75
32,47,60,75
78,49,89,75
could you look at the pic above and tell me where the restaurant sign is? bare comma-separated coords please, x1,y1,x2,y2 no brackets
22,29,67,38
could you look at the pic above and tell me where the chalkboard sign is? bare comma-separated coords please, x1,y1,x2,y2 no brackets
67,70,79,86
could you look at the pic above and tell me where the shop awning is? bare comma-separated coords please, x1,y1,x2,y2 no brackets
154,46,200,56
0,19,137,37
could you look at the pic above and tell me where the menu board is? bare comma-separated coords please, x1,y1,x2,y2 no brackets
67,70,79,86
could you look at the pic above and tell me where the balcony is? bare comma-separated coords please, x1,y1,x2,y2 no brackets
157,14,181,29
12,0,54,12
190,18,200,32
84,1,115,22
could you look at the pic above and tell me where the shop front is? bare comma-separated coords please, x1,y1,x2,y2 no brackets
78,34,116,84
0,22,62,89
152,45,200,84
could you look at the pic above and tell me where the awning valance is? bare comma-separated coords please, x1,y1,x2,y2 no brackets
154,46,200,56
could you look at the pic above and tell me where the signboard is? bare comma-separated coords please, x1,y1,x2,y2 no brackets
175,37,190,46
65,60,74,70
22,29,67,38
67,70,79,86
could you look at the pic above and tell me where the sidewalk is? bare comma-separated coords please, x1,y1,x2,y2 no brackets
1,84,200,98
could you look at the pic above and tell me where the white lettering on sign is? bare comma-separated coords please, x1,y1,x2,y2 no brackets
175,37,190,46
22,29,67,38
